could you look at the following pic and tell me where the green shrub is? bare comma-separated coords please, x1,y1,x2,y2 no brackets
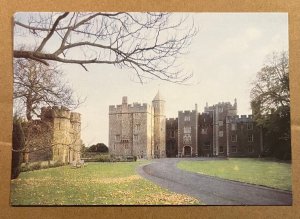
82,153,111,162
20,160,65,172
28,162,42,171
93,154,111,162
51,160,64,167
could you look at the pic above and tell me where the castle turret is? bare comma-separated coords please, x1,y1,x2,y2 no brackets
152,91,166,158
70,112,82,162
234,98,237,110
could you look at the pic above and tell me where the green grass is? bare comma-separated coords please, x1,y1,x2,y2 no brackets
11,161,201,205
177,158,291,191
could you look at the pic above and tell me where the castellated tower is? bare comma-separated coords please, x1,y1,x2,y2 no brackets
70,112,82,162
108,92,166,159
40,106,81,164
152,91,166,158
109,96,155,159
204,99,237,156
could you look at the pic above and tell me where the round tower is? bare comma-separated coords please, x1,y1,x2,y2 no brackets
70,112,81,162
52,106,71,163
152,91,166,158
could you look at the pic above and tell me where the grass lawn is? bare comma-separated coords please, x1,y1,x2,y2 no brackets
11,161,200,205
177,158,291,191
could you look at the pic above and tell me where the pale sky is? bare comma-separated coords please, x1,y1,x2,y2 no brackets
14,13,288,146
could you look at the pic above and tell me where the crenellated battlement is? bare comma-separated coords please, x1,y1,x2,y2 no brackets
227,114,253,123
166,118,178,122
178,110,197,114
204,99,237,113
41,106,71,120
109,101,152,114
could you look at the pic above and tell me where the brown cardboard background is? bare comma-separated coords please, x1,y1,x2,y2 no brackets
0,0,299,218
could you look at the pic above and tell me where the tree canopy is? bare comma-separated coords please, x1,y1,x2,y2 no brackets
251,51,289,118
86,143,109,153
250,51,290,159
13,59,82,121
14,12,197,83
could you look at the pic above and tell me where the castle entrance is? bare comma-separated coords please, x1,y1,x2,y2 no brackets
184,146,191,157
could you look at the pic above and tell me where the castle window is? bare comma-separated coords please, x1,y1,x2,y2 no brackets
219,146,224,153
183,134,191,144
125,144,128,149
121,139,129,143
231,134,237,142
184,116,190,121
183,126,191,133
231,146,237,153
115,135,120,141
134,134,139,141
231,123,236,131
201,128,207,135
247,123,253,130
248,145,254,153
248,134,253,142
135,124,141,132
218,121,223,126
219,131,223,137
170,130,175,138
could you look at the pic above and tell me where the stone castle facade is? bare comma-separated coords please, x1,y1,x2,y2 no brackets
168,100,263,157
24,106,82,164
109,92,166,159
109,92,263,158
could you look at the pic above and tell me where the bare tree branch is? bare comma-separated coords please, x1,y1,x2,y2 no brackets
14,12,197,83
14,59,84,121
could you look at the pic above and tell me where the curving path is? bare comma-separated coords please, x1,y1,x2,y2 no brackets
137,158,292,205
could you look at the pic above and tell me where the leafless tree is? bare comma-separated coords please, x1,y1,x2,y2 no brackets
21,120,53,162
14,12,197,83
14,59,83,121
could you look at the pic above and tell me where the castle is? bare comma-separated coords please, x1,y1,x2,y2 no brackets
109,92,263,158
109,92,166,159
23,106,82,164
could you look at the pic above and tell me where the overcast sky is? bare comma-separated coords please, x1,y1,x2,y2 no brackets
14,13,288,146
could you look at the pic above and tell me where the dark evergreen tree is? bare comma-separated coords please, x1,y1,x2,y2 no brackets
87,143,109,153
11,117,25,179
